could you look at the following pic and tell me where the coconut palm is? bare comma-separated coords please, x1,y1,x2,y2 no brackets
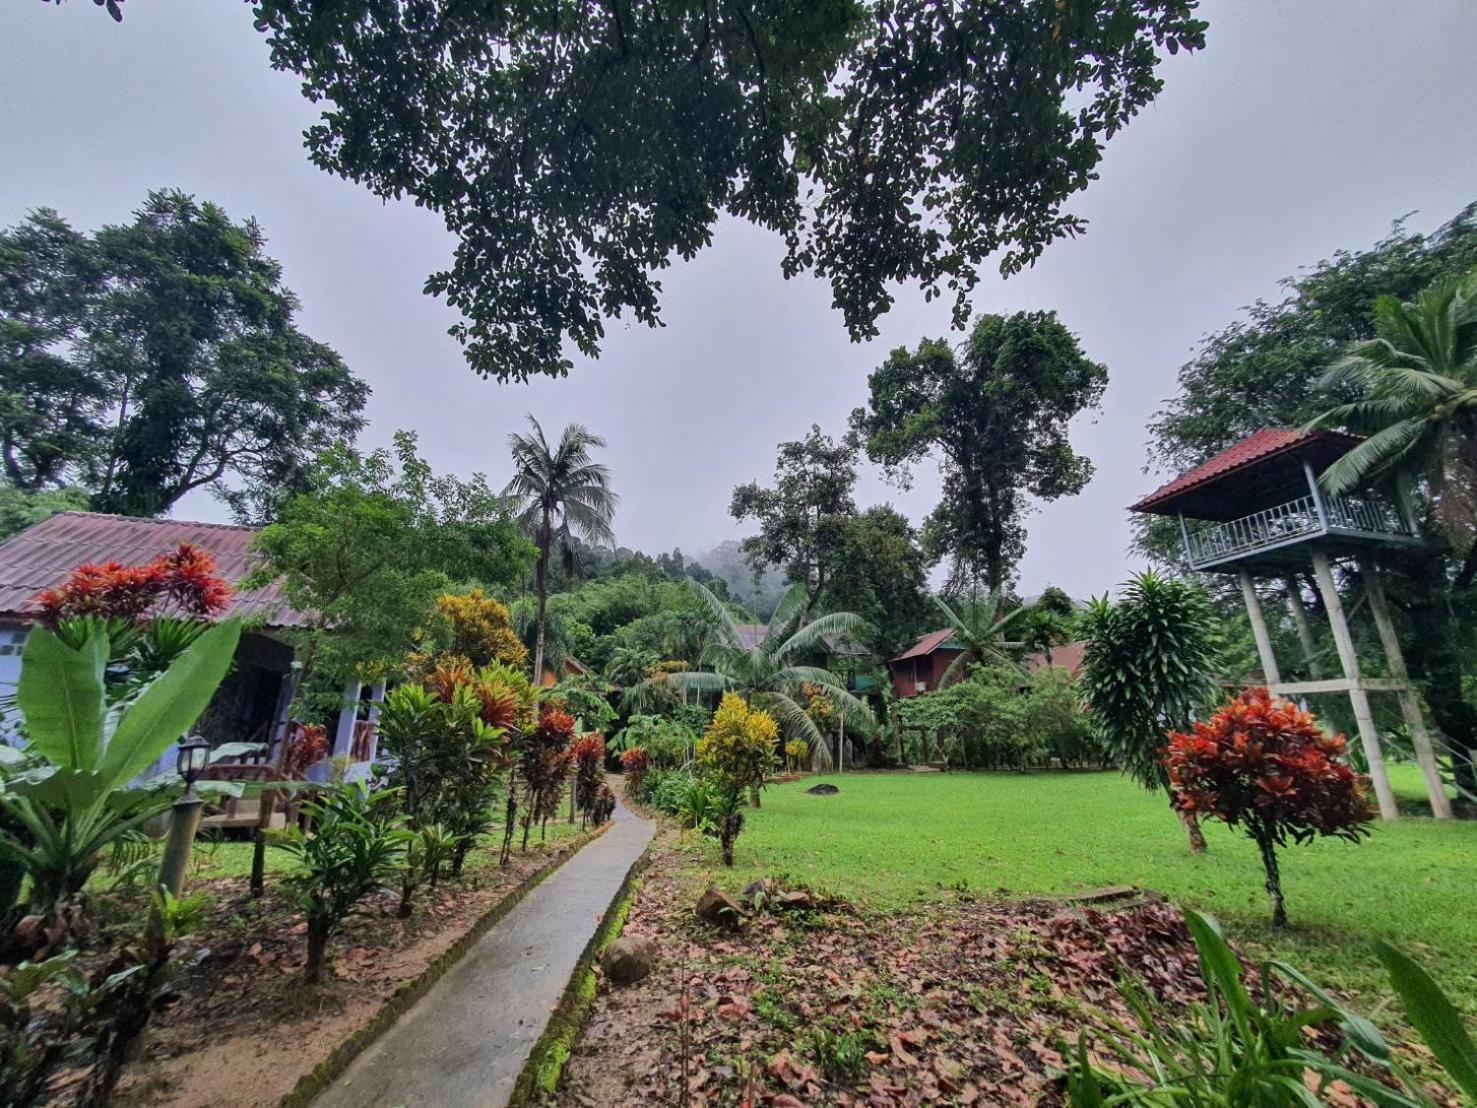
505,417,618,682
929,586,1030,687
669,581,874,772
1308,272,1477,563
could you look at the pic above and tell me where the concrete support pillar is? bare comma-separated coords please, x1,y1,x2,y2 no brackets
1283,576,1322,678
363,682,387,766
1237,568,1281,686
1360,559,1452,819
332,680,363,759
1310,550,1399,820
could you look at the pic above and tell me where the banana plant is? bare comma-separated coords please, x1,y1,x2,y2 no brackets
0,619,242,920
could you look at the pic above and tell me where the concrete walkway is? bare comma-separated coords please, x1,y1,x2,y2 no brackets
316,799,654,1108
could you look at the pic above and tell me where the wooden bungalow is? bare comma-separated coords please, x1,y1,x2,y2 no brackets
0,511,384,780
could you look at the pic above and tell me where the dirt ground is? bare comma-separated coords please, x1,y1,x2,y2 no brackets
112,828,596,1108
559,831,1448,1108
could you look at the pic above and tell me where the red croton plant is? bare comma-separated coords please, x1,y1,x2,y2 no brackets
37,542,232,624
1166,686,1374,927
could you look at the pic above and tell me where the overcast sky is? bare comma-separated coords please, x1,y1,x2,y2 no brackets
4,1,1476,601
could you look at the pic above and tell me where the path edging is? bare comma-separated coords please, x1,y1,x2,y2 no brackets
508,836,654,1106
280,823,611,1108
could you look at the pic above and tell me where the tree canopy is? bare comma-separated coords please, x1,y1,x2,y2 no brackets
233,0,1205,381
246,431,535,712
730,424,859,605
852,311,1107,591
0,191,368,521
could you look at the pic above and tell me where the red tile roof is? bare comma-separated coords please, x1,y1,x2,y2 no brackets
891,628,961,663
0,511,307,627
1131,428,1369,516
1131,429,1316,513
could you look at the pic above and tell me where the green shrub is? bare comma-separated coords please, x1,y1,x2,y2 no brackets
275,784,410,983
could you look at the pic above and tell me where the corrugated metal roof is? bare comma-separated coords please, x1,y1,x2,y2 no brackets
1023,640,1087,680
1129,428,1363,514
735,624,767,649
891,628,960,662
0,511,307,627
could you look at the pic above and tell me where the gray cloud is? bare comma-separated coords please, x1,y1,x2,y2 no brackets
3,0,1475,600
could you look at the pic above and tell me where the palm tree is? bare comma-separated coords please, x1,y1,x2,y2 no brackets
1308,272,1477,578
929,586,1030,687
606,643,658,688
506,417,618,683
1307,271,1477,802
669,581,875,775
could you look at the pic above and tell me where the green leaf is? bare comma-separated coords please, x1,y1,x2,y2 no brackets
1184,910,1255,1043
16,627,106,771
100,619,242,790
3,766,108,812
1376,940,1477,1099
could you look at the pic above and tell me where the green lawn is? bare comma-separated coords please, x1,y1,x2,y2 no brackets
714,766,1476,1020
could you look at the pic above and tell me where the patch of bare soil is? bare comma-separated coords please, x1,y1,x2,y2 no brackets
112,830,596,1108
559,833,1415,1108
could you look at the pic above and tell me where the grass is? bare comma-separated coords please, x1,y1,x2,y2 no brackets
704,764,1476,1023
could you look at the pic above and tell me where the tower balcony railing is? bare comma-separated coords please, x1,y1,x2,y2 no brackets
1184,492,1415,568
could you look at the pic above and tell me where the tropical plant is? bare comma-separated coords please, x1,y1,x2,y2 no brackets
505,417,618,683
518,702,576,850
783,739,809,773
605,643,659,688
275,783,410,984
928,587,1031,687
1375,941,1477,1102
549,671,617,735
611,715,692,767
1166,688,1373,927
1065,910,1421,1107
416,587,528,671
0,619,242,933
246,431,533,722
378,662,528,876
1308,271,1477,540
571,733,606,828
618,748,649,795
397,823,464,919
0,888,204,1108
668,582,874,771
696,695,778,863
1080,570,1221,852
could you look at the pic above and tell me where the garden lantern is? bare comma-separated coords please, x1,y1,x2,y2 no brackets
157,734,212,900
176,734,211,786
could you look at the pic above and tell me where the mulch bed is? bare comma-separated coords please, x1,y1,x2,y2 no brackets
110,829,595,1108
559,833,1428,1107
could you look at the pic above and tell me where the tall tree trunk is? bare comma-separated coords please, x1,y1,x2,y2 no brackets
532,509,551,685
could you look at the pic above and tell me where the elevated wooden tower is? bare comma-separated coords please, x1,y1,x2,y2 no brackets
1132,428,1451,821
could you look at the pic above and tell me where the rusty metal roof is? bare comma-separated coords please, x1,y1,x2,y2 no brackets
1023,640,1087,681
891,628,961,663
0,511,307,628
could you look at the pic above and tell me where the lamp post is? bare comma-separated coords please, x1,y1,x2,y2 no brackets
157,735,210,898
